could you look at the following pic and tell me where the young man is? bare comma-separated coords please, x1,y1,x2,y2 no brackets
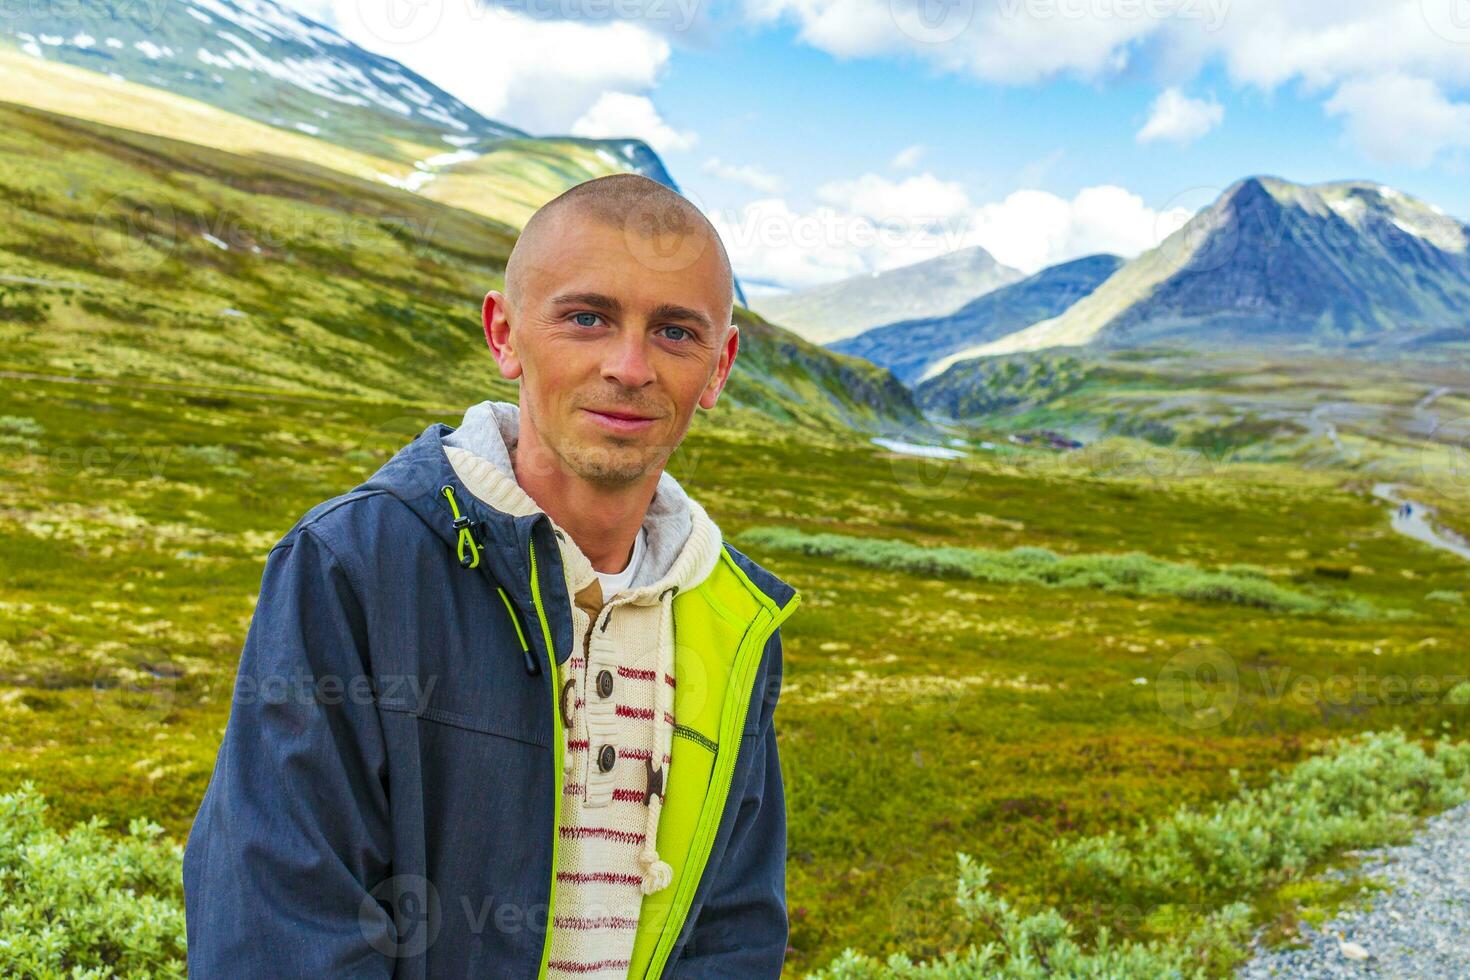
182,174,802,978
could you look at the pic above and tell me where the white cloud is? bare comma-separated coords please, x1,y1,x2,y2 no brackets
285,0,674,133
815,172,971,226
571,92,696,153
1136,87,1223,144
961,185,1193,273
741,0,1470,166
711,179,1194,291
703,156,784,193
1324,73,1470,167
890,143,925,169
708,197,875,291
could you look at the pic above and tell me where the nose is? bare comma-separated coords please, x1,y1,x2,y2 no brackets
601,326,656,388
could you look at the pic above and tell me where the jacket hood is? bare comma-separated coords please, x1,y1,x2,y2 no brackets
351,405,725,667
440,400,723,607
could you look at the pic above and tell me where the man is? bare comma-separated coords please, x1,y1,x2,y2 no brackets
182,173,802,979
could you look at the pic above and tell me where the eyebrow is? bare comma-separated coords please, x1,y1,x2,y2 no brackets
550,292,716,334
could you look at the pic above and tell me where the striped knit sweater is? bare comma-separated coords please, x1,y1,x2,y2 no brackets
442,401,724,979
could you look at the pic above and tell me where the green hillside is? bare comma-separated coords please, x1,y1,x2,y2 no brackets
0,101,919,433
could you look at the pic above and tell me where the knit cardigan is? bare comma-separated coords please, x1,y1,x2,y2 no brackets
442,401,724,978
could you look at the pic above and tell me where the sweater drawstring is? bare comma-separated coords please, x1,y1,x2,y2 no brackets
638,584,679,895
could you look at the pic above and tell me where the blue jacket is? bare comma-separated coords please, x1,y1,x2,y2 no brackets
182,421,801,978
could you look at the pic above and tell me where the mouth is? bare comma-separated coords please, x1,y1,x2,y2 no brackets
581,406,660,434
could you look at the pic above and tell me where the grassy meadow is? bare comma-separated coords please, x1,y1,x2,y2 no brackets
4,365,1469,973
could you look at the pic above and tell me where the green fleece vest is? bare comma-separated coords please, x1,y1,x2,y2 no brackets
529,545,801,979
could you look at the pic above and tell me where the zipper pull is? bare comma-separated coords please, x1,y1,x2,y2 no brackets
439,485,482,570
496,586,540,676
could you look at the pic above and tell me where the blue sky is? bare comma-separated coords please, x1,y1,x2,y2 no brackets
291,0,1470,292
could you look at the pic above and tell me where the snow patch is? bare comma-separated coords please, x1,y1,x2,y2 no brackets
420,149,478,167
71,33,95,48
870,437,967,459
133,40,172,58
293,121,320,134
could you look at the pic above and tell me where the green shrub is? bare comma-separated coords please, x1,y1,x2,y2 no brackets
1055,730,1470,908
737,527,1373,616
805,730,1470,979
805,854,1253,979
0,782,186,979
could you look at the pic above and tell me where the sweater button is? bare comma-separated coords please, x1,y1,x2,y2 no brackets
597,744,617,772
597,669,614,698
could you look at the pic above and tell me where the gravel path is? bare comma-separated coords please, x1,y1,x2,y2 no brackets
1236,801,1470,979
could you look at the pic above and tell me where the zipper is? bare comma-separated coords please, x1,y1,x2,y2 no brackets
529,534,564,980
641,589,802,979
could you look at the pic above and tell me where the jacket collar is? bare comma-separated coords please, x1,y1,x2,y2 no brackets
353,410,728,669
440,400,723,610
355,421,576,668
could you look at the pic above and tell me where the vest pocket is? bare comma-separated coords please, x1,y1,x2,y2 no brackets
671,723,718,755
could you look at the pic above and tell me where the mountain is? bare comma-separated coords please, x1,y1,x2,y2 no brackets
0,0,755,301
0,0,672,182
833,254,1124,385
3,0,518,158
751,245,1025,344
934,177,1470,365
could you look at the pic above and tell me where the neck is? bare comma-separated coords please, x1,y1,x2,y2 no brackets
510,441,657,576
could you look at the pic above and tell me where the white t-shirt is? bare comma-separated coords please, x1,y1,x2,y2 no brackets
594,525,647,599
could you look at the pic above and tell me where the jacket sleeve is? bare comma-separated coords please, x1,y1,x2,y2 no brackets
183,526,396,978
670,632,790,978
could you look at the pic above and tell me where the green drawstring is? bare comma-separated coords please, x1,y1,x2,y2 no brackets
496,586,529,653
440,485,481,569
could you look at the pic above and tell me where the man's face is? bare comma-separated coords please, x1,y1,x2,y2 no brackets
484,209,737,488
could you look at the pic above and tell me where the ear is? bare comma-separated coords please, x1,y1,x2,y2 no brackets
698,323,739,410
483,290,522,380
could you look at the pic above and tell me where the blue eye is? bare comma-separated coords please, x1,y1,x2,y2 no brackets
572,312,601,327
663,326,690,342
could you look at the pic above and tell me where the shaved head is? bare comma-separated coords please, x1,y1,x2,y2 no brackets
479,170,741,497
505,173,734,324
